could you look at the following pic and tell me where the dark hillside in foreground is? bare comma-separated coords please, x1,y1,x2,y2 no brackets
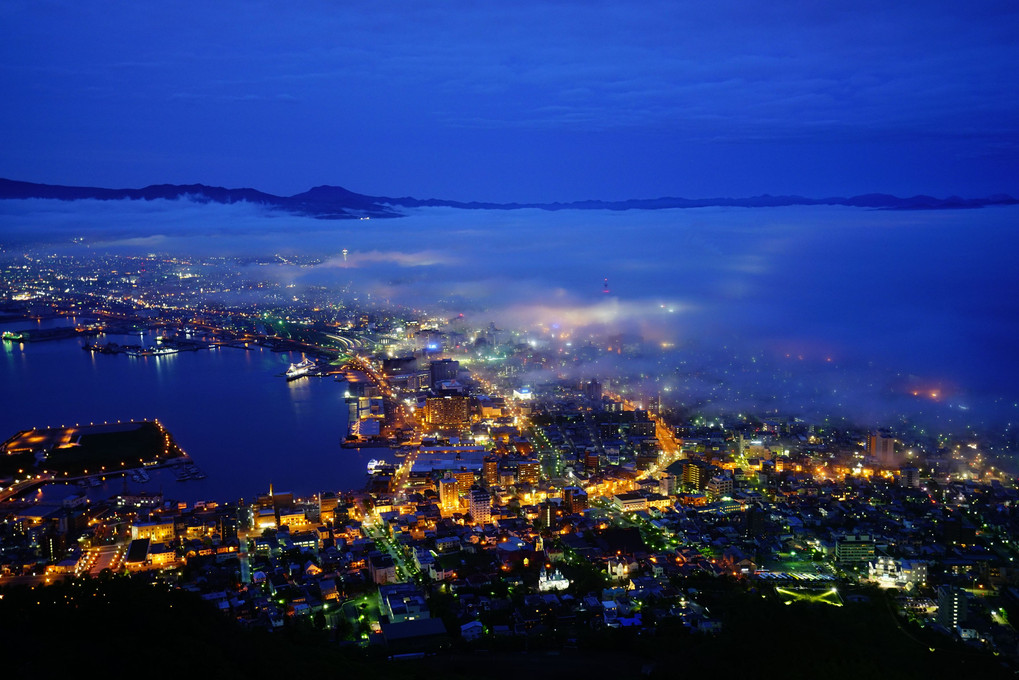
1,577,1011,679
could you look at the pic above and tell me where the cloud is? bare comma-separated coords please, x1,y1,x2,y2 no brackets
101,234,168,248
320,250,456,268
4,198,1018,429
496,297,694,337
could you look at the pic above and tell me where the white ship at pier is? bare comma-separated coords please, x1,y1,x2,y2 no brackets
286,357,315,380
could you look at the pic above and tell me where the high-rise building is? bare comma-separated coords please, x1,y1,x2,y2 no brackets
468,489,492,524
425,396,470,427
429,359,460,387
900,466,920,488
483,457,499,487
681,459,715,492
439,476,459,512
539,500,557,528
868,432,899,468
383,356,418,376
319,492,339,523
659,473,678,496
705,475,733,501
450,470,476,497
937,585,968,629
835,534,875,563
563,486,588,514
516,460,540,486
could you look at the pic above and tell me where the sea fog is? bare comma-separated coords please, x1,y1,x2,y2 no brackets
2,197,1018,436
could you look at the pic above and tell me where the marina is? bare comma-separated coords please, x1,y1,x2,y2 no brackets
174,464,207,481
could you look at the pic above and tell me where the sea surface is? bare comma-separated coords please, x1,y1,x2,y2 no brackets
0,317,389,504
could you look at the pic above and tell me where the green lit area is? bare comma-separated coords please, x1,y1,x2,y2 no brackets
776,586,844,607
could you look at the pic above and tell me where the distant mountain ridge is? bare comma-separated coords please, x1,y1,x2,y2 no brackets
1,177,1015,219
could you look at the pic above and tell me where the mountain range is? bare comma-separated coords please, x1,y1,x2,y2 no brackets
1,178,1015,219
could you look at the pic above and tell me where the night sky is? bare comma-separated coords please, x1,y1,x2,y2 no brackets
2,1,1017,201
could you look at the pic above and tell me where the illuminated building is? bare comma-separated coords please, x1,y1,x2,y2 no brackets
379,583,430,623
644,494,672,511
678,494,718,518
868,432,899,468
670,459,715,492
278,509,309,528
937,585,968,629
255,508,277,530
563,486,588,514
538,566,570,592
483,457,499,487
123,539,151,569
435,536,460,554
516,460,540,486
410,446,486,474
370,553,397,584
348,396,384,420
583,467,639,499
425,395,470,427
900,465,920,488
451,470,476,496
659,473,678,496
439,476,459,512
868,557,928,589
834,534,875,563
469,489,492,524
612,492,648,513
149,542,176,567
130,520,175,543
705,475,733,501
607,556,635,582
479,397,506,418
539,500,559,527
349,417,381,440
318,492,338,523
512,387,533,400
124,538,176,570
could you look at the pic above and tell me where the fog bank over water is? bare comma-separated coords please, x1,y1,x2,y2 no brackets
3,198,1018,430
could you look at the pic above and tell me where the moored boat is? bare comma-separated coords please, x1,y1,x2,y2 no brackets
286,357,315,380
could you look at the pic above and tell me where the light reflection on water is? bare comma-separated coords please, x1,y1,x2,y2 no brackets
0,320,389,504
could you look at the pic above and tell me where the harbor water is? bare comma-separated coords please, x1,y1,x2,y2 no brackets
0,317,392,503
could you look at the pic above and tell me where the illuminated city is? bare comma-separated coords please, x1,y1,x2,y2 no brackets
1,244,1018,676
3,1,1018,677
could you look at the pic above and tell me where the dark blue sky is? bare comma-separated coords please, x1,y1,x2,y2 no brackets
2,1,1017,201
